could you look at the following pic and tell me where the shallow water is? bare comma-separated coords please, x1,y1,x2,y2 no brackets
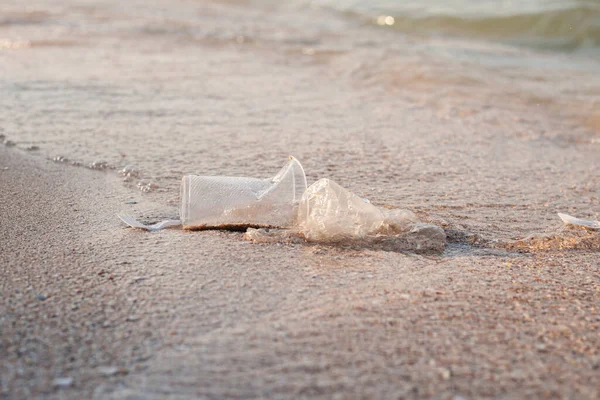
309,0,600,53
1,0,599,244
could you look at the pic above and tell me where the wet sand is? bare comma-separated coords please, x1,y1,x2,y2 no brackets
2,0,600,398
1,143,599,400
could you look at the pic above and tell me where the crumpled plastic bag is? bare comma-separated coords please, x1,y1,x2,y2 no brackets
297,178,385,241
244,177,447,252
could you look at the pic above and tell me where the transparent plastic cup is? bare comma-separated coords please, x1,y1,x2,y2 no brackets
181,156,307,230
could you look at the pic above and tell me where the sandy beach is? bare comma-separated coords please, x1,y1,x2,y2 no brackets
1,0,600,398
1,141,599,399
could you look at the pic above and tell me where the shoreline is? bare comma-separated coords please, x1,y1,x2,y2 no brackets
1,0,599,397
2,146,599,399
1,0,599,202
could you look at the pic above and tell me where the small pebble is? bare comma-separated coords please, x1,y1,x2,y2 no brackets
125,201,137,205
4,140,16,147
439,367,451,380
121,165,140,178
26,145,40,151
53,155,69,163
536,343,547,352
90,160,109,170
54,377,73,388
37,295,47,301
137,179,158,193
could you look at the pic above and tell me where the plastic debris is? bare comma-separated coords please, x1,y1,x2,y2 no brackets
297,178,441,236
380,209,421,234
181,156,306,230
496,213,600,252
118,157,307,231
293,178,446,251
244,221,446,253
298,178,384,241
244,179,446,252
117,157,447,252
117,214,181,231
558,213,600,230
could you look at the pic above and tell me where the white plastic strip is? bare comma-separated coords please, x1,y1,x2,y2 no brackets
558,213,600,230
118,214,181,231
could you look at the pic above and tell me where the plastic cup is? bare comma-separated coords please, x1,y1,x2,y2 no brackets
181,156,307,230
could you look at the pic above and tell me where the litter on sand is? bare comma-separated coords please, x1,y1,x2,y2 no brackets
117,214,181,232
118,156,305,231
181,156,307,230
118,156,447,251
558,213,600,231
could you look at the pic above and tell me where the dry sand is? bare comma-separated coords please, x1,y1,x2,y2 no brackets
1,144,599,399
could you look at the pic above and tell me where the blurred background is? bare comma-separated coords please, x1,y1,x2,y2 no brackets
1,0,599,211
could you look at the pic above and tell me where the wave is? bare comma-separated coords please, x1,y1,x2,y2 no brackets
313,1,600,53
